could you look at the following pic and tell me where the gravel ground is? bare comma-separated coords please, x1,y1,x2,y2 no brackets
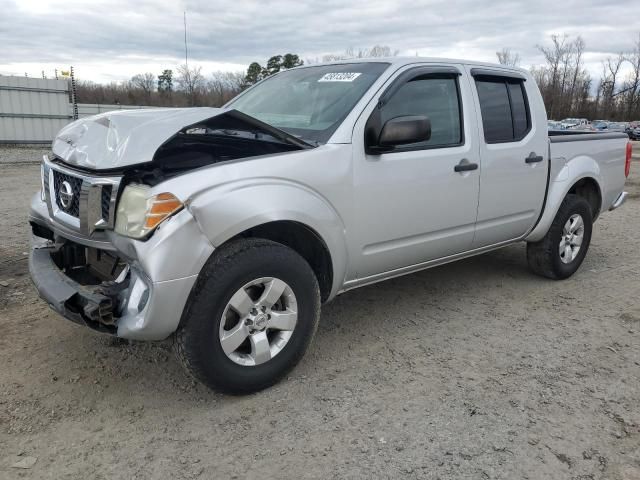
1,145,639,479
0,146,49,165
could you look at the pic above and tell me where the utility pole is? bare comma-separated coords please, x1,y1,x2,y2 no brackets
184,11,189,70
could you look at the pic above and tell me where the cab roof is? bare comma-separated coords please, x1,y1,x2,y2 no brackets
299,56,528,75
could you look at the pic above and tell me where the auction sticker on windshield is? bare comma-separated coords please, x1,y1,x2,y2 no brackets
318,72,362,82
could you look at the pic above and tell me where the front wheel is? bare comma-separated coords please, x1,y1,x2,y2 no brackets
526,194,593,280
174,238,320,394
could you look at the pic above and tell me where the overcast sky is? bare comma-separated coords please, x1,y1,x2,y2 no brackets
0,0,638,83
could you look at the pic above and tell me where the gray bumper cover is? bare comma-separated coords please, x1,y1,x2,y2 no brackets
29,193,215,340
609,191,628,211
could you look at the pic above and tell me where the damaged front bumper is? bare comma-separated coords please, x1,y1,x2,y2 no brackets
29,192,214,341
29,240,134,334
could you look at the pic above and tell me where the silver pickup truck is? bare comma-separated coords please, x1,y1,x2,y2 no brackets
29,58,632,393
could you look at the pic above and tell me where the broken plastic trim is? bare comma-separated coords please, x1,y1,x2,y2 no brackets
135,110,316,184
29,230,131,332
159,109,315,153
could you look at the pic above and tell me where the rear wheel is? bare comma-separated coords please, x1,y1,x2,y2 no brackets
174,238,320,394
526,194,593,280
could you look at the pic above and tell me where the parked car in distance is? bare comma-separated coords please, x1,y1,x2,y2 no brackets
608,122,629,135
29,57,633,394
628,125,640,140
593,121,609,130
561,117,590,129
548,120,565,131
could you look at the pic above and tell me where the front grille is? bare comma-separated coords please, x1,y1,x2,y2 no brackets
101,185,112,219
45,159,121,234
53,170,82,217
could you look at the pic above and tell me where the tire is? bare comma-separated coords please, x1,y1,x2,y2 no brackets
174,238,320,394
526,194,593,280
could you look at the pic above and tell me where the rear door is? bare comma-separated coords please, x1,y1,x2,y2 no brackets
468,68,548,247
350,64,481,279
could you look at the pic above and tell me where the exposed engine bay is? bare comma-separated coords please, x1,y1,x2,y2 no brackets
51,108,314,185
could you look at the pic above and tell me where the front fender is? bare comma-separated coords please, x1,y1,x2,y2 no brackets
525,154,602,242
187,178,348,298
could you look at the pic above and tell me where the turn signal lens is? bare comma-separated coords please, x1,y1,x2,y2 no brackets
115,185,183,239
144,193,183,229
625,142,632,178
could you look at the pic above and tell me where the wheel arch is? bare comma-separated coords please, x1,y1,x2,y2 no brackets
567,176,602,221
228,220,334,302
186,180,348,301
526,162,603,243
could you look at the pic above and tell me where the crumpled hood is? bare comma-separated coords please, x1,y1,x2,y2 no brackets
52,107,228,170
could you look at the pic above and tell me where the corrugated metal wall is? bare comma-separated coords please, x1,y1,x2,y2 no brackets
0,76,72,143
0,76,163,144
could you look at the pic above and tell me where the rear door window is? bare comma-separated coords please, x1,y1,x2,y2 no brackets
475,76,531,143
508,82,529,139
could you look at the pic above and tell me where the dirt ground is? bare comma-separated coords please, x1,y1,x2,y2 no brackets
1,146,639,480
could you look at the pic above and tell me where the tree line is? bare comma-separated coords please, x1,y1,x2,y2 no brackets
498,33,640,121
74,46,393,108
76,67,245,107
75,52,306,107
75,37,640,121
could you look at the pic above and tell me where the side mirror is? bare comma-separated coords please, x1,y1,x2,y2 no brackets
378,115,431,148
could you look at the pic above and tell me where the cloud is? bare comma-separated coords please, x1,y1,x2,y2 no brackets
0,0,637,82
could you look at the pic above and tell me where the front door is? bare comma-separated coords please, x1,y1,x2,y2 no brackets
351,64,481,280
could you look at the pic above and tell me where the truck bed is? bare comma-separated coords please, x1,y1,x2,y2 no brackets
548,131,628,213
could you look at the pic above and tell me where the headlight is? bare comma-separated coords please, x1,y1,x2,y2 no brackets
114,184,183,239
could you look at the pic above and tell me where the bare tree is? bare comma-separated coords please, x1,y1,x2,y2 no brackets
361,45,399,57
605,54,625,90
566,37,585,114
537,34,570,119
535,34,593,119
176,64,205,106
599,53,626,118
130,73,155,103
496,48,521,67
622,33,640,119
321,45,399,62
208,71,245,105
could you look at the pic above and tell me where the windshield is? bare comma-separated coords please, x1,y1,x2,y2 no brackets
227,62,389,144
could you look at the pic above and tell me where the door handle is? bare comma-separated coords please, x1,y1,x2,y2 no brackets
525,152,544,163
454,159,478,172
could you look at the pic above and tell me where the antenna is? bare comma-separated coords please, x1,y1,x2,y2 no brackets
183,11,189,69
